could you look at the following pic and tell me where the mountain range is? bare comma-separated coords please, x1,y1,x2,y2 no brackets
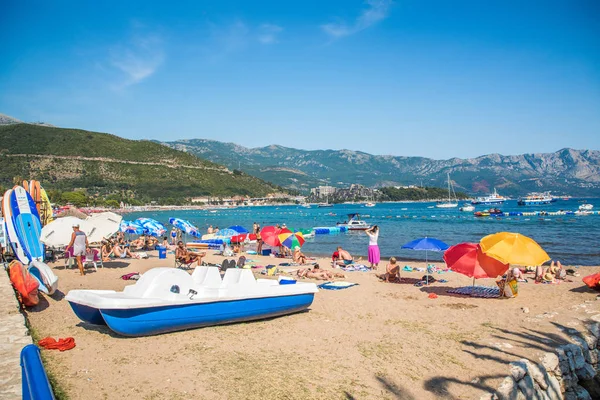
164,139,600,197
0,122,283,204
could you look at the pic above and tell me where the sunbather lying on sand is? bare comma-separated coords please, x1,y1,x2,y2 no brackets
296,265,345,280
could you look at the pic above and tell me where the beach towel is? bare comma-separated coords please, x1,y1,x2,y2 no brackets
38,337,76,351
121,272,140,280
402,266,413,272
447,286,500,298
317,281,358,290
341,264,370,272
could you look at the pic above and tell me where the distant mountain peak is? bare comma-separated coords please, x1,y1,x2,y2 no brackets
163,138,600,196
0,113,55,127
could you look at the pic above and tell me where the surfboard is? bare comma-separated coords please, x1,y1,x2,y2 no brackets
29,180,42,216
28,260,58,295
39,186,54,226
2,189,29,263
22,180,29,192
10,186,44,262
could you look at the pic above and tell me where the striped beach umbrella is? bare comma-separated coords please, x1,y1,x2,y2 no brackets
278,229,305,249
169,217,200,237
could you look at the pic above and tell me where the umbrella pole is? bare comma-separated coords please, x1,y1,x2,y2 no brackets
426,250,429,285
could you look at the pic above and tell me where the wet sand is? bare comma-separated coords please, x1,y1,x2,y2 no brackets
25,250,600,399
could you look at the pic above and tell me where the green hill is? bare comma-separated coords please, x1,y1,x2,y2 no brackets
0,124,284,205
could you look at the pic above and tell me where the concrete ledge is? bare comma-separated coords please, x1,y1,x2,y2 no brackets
0,266,33,400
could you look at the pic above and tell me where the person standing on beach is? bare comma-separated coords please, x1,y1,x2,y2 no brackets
66,223,90,276
170,227,177,245
365,225,380,269
207,225,214,234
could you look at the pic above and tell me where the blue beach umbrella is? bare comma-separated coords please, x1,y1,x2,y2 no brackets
169,217,200,238
213,228,239,238
136,218,166,237
401,237,450,284
120,220,146,235
228,225,249,234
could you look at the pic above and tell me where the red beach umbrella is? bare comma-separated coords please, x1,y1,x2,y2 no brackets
444,242,509,280
260,226,282,247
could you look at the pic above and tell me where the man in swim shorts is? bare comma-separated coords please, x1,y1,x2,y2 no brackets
332,246,353,266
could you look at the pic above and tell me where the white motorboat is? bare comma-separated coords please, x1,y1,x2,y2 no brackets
459,204,475,212
364,202,376,207
337,213,371,230
579,203,593,211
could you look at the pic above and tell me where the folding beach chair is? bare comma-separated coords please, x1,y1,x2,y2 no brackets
175,257,197,270
65,248,102,271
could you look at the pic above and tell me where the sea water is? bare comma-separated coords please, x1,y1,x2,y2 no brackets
124,198,600,266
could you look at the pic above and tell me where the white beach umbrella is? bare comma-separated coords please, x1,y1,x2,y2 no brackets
83,212,123,243
40,216,84,248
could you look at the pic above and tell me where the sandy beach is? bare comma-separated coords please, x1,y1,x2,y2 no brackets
25,250,600,399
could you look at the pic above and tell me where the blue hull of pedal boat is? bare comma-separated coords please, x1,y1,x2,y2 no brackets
66,267,318,337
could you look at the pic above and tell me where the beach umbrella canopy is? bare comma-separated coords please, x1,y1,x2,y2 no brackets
169,217,200,237
444,243,509,279
228,225,249,234
401,237,450,252
40,216,84,247
136,217,166,237
260,226,282,247
278,230,305,250
120,220,146,235
213,228,239,238
480,232,550,266
84,212,123,243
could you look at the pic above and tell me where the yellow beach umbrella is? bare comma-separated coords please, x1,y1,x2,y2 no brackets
480,232,550,266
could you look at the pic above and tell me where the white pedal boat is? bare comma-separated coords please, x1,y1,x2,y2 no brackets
66,267,318,337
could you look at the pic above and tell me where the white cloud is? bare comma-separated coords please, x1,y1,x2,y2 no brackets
257,24,283,44
321,0,392,39
109,32,164,89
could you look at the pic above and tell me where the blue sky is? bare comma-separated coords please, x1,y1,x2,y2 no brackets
1,0,599,159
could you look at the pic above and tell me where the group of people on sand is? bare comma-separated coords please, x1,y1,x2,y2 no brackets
67,225,154,276
101,232,154,262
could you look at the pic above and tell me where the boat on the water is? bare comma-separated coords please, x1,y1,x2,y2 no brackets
337,213,371,230
317,203,333,208
471,188,506,205
435,173,458,208
518,193,553,206
66,267,318,337
364,202,375,208
474,208,503,217
579,203,594,211
459,204,475,212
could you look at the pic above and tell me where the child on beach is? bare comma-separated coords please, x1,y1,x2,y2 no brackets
377,257,400,283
